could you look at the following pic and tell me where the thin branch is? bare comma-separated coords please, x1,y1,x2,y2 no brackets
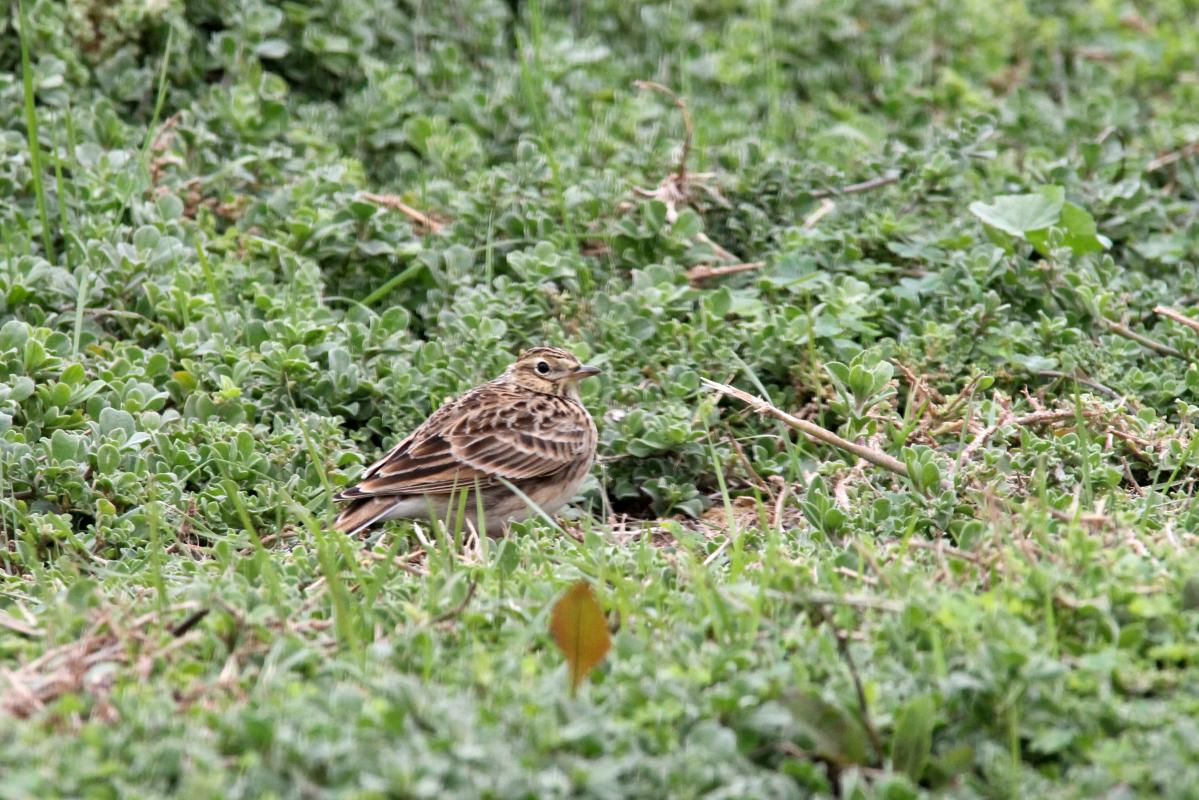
954,411,1012,478
1035,371,1123,401
360,548,428,576
0,611,41,638
1102,318,1184,359
634,80,693,181
810,171,901,199
1014,408,1101,427
905,538,993,567
933,407,1107,437
724,431,774,498
170,608,210,638
810,604,885,764
803,198,836,228
1146,142,1199,173
797,592,903,612
360,192,446,234
1048,506,1114,528
430,580,478,625
701,378,911,479
1153,305,1199,338
695,232,739,263
685,261,766,286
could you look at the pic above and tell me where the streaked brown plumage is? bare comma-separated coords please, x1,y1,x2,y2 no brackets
333,347,600,536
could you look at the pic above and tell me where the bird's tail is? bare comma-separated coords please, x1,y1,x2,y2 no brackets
333,497,396,536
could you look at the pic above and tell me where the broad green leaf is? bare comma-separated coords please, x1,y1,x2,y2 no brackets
1055,201,1111,254
971,186,1109,256
50,429,81,463
132,225,160,250
0,320,29,352
496,539,520,578
969,186,1064,237
788,692,870,766
254,38,290,59
891,694,936,781
95,443,120,474
549,580,611,695
60,363,85,386
925,744,975,789
673,208,703,239
704,287,733,318
99,407,135,437
1182,575,1199,611
644,200,669,231
9,376,35,403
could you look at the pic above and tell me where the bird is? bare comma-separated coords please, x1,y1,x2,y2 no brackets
333,346,600,537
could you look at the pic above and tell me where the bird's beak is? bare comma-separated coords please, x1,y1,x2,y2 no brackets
572,364,601,379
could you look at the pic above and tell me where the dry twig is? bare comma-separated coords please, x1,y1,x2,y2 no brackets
724,431,774,498
1,604,204,719
809,604,885,764
1035,371,1123,401
796,592,903,612
631,81,728,224
803,198,836,228
1146,142,1199,173
632,80,693,182
148,112,183,187
685,261,765,286
810,171,901,199
695,232,739,263
430,580,478,625
702,378,911,479
1103,318,1184,359
360,192,447,235
1153,305,1199,337
0,610,41,638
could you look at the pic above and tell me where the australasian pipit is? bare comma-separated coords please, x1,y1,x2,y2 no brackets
334,347,600,536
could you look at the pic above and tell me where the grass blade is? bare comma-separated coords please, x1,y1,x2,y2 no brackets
17,0,55,263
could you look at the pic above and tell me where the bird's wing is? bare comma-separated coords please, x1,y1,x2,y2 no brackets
337,385,592,499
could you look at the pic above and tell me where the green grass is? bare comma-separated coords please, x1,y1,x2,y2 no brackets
16,0,54,264
3,0,1199,797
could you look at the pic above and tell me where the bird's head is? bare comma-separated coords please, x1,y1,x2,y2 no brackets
506,346,600,399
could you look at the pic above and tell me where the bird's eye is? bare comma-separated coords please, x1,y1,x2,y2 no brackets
536,361,550,375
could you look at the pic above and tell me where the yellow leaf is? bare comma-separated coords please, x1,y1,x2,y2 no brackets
549,580,611,695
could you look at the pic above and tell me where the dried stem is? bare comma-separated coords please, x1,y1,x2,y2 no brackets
1102,317,1183,359
798,592,903,612
702,378,911,479
0,610,41,638
724,431,774,498
1146,142,1199,172
170,608,210,638
1035,371,1123,401
685,261,766,285
695,232,739,263
803,198,836,228
360,192,446,234
1153,305,1199,337
954,411,1012,478
634,80,693,181
810,171,901,199
430,580,478,625
810,604,885,764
